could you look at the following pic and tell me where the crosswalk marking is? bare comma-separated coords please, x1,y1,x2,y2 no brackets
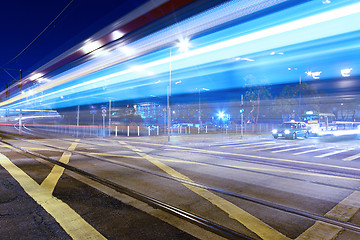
236,142,277,149
315,149,354,158
256,145,291,151
293,147,334,155
272,145,313,153
120,141,290,240
220,141,273,148
343,153,360,161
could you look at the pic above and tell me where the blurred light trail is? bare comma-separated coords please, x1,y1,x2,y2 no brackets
1,0,359,110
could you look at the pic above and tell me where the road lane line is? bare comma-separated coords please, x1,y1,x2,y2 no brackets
343,153,360,161
22,147,63,152
272,146,314,153
123,141,360,173
119,141,290,240
87,152,143,159
315,149,354,158
254,145,291,151
297,191,360,240
235,143,277,149
41,139,80,194
0,153,106,240
293,147,334,155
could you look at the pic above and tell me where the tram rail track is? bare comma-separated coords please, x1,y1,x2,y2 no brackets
2,129,360,236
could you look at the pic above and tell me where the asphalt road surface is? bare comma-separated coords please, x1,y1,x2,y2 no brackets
1,130,360,239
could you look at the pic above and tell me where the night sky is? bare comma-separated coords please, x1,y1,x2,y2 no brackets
0,0,147,91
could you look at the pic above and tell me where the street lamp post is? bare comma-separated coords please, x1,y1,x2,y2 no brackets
198,88,209,130
167,49,172,142
167,37,191,142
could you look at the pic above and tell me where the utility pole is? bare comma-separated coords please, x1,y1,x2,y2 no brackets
108,99,112,136
241,94,244,138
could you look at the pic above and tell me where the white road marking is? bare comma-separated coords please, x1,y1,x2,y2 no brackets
315,149,354,158
293,147,334,155
272,145,313,153
343,153,360,161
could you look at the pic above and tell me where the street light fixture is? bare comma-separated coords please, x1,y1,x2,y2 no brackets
167,37,191,142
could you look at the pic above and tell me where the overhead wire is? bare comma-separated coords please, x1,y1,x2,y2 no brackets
0,0,74,69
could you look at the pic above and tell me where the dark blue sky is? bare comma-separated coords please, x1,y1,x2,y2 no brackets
0,0,147,90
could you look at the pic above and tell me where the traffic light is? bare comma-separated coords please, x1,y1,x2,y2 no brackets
239,108,244,113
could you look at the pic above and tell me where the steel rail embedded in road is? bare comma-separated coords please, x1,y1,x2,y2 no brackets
0,135,252,240
2,132,360,235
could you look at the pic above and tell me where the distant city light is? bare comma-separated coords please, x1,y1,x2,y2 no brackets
306,71,322,79
341,68,352,77
217,111,225,119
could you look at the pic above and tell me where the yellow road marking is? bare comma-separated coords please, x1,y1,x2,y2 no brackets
296,191,360,240
124,141,360,173
119,141,290,240
0,153,106,240
343,153,360,161
325,191,360,222
296,221,342,240
41,139,80,194
88,152,142,159
22,147,63,152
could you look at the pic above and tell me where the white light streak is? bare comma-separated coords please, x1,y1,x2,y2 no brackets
29,73,43,81
341,68,352,77
111,30,124,41
82,41,101,54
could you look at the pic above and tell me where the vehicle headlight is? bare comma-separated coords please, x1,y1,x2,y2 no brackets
284,130,291,134
272,129,278,134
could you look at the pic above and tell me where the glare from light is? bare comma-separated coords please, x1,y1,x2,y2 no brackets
176,37,191,52
341,68,352,77
270,52,276,55
272,129,278,134
119,46,134,56
29,73,43,81
155,80,160,84
217,111,225,119
175,81,182,84
111,30,124,41
241,57,254,61
235,57,241,61
82,41,101,54
322,0,331,4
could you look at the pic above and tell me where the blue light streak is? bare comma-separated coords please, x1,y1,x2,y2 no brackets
2,0,359,110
